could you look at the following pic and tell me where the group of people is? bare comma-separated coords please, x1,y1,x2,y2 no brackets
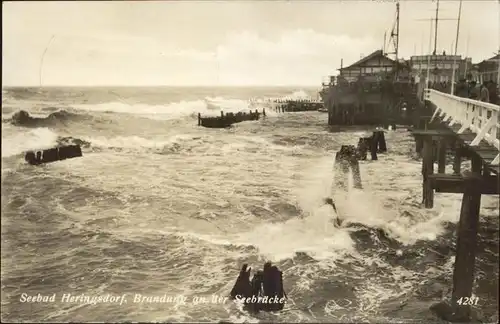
454,79,498,104
429,79,499,104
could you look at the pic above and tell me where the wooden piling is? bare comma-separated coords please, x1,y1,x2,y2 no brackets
437,140,447,173
422,137,434,208
453,141,462,175
198,113,201,126
377,131,387,153
350,158,362,189
370,136,378,161
357,137,369,161
450,156,483,322
416,136,423,155
334,153,349,189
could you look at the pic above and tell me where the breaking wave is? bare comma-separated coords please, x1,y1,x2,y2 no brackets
69,89,313,120
1,126,90,158
3,86,497,323
4,109,89,127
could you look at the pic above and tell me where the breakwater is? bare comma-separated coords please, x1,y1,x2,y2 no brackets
272,99,323,113
197,109,265,128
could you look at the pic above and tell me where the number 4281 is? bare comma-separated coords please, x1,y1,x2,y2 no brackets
457,297,479,306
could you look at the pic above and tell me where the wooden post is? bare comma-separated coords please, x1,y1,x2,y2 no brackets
377,130,387,153
198,113,201,126
437,139,447,173
372,131,379,151
453,141,462,174
450,156,483,322
422,137,434,208
335,152,349,189
483,165,490,177
416,136,423,156
350,157,362,189
357,137,369,160
370,136,378,160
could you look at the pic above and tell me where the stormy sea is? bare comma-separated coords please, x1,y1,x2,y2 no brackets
1,86,498,323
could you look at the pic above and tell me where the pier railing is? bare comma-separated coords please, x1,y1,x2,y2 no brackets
424,89,500,165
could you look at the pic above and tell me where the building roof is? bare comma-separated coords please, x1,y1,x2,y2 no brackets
475,54,499,65
486,54,500,62
339,49,394,71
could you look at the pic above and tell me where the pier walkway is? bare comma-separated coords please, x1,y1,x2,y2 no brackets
423,88,499,173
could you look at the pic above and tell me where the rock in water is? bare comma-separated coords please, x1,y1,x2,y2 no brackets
229,264,252,300
230,262,287,313
11,110,32,125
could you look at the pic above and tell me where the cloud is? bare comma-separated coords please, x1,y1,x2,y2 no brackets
3,28,380,86
211,29,379,85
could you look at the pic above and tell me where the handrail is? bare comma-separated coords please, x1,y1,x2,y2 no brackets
424,88,500,165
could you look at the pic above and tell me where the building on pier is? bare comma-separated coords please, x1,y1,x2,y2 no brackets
409,53,472,83
337,50,397,83
321,49,415,126
470,53,500,84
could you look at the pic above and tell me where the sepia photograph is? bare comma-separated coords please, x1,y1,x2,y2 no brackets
1,0,499,322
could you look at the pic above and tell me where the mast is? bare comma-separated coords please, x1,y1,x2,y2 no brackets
395,1,400,62
450,0,463,94
383,31,387,54
426,18,434,86
433,0,440,55
463,33,470,78
497,51,500,87
386,2,400,79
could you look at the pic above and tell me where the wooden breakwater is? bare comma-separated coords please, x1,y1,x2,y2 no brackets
273,99,324,113
197,109,265,128
333,129,388,190
25,144,83,165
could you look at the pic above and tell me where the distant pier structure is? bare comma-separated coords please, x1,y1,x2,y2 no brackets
250,98,324,113
197,109,265,128
411,89,499,322
271,99,324,113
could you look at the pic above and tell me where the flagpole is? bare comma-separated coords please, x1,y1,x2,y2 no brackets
426,18,434,86
450,0,463,95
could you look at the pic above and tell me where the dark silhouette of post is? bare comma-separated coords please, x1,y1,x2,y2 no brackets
422,138,434,208
450,156,482,322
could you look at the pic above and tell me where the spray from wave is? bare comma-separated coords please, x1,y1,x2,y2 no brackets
67,89,315,121
1,127,59,158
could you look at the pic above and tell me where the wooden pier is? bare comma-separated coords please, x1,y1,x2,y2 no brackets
197,109,265,128
411,89,499,322
272,100,323,113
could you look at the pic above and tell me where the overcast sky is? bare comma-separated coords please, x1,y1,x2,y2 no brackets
3,0,499,86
